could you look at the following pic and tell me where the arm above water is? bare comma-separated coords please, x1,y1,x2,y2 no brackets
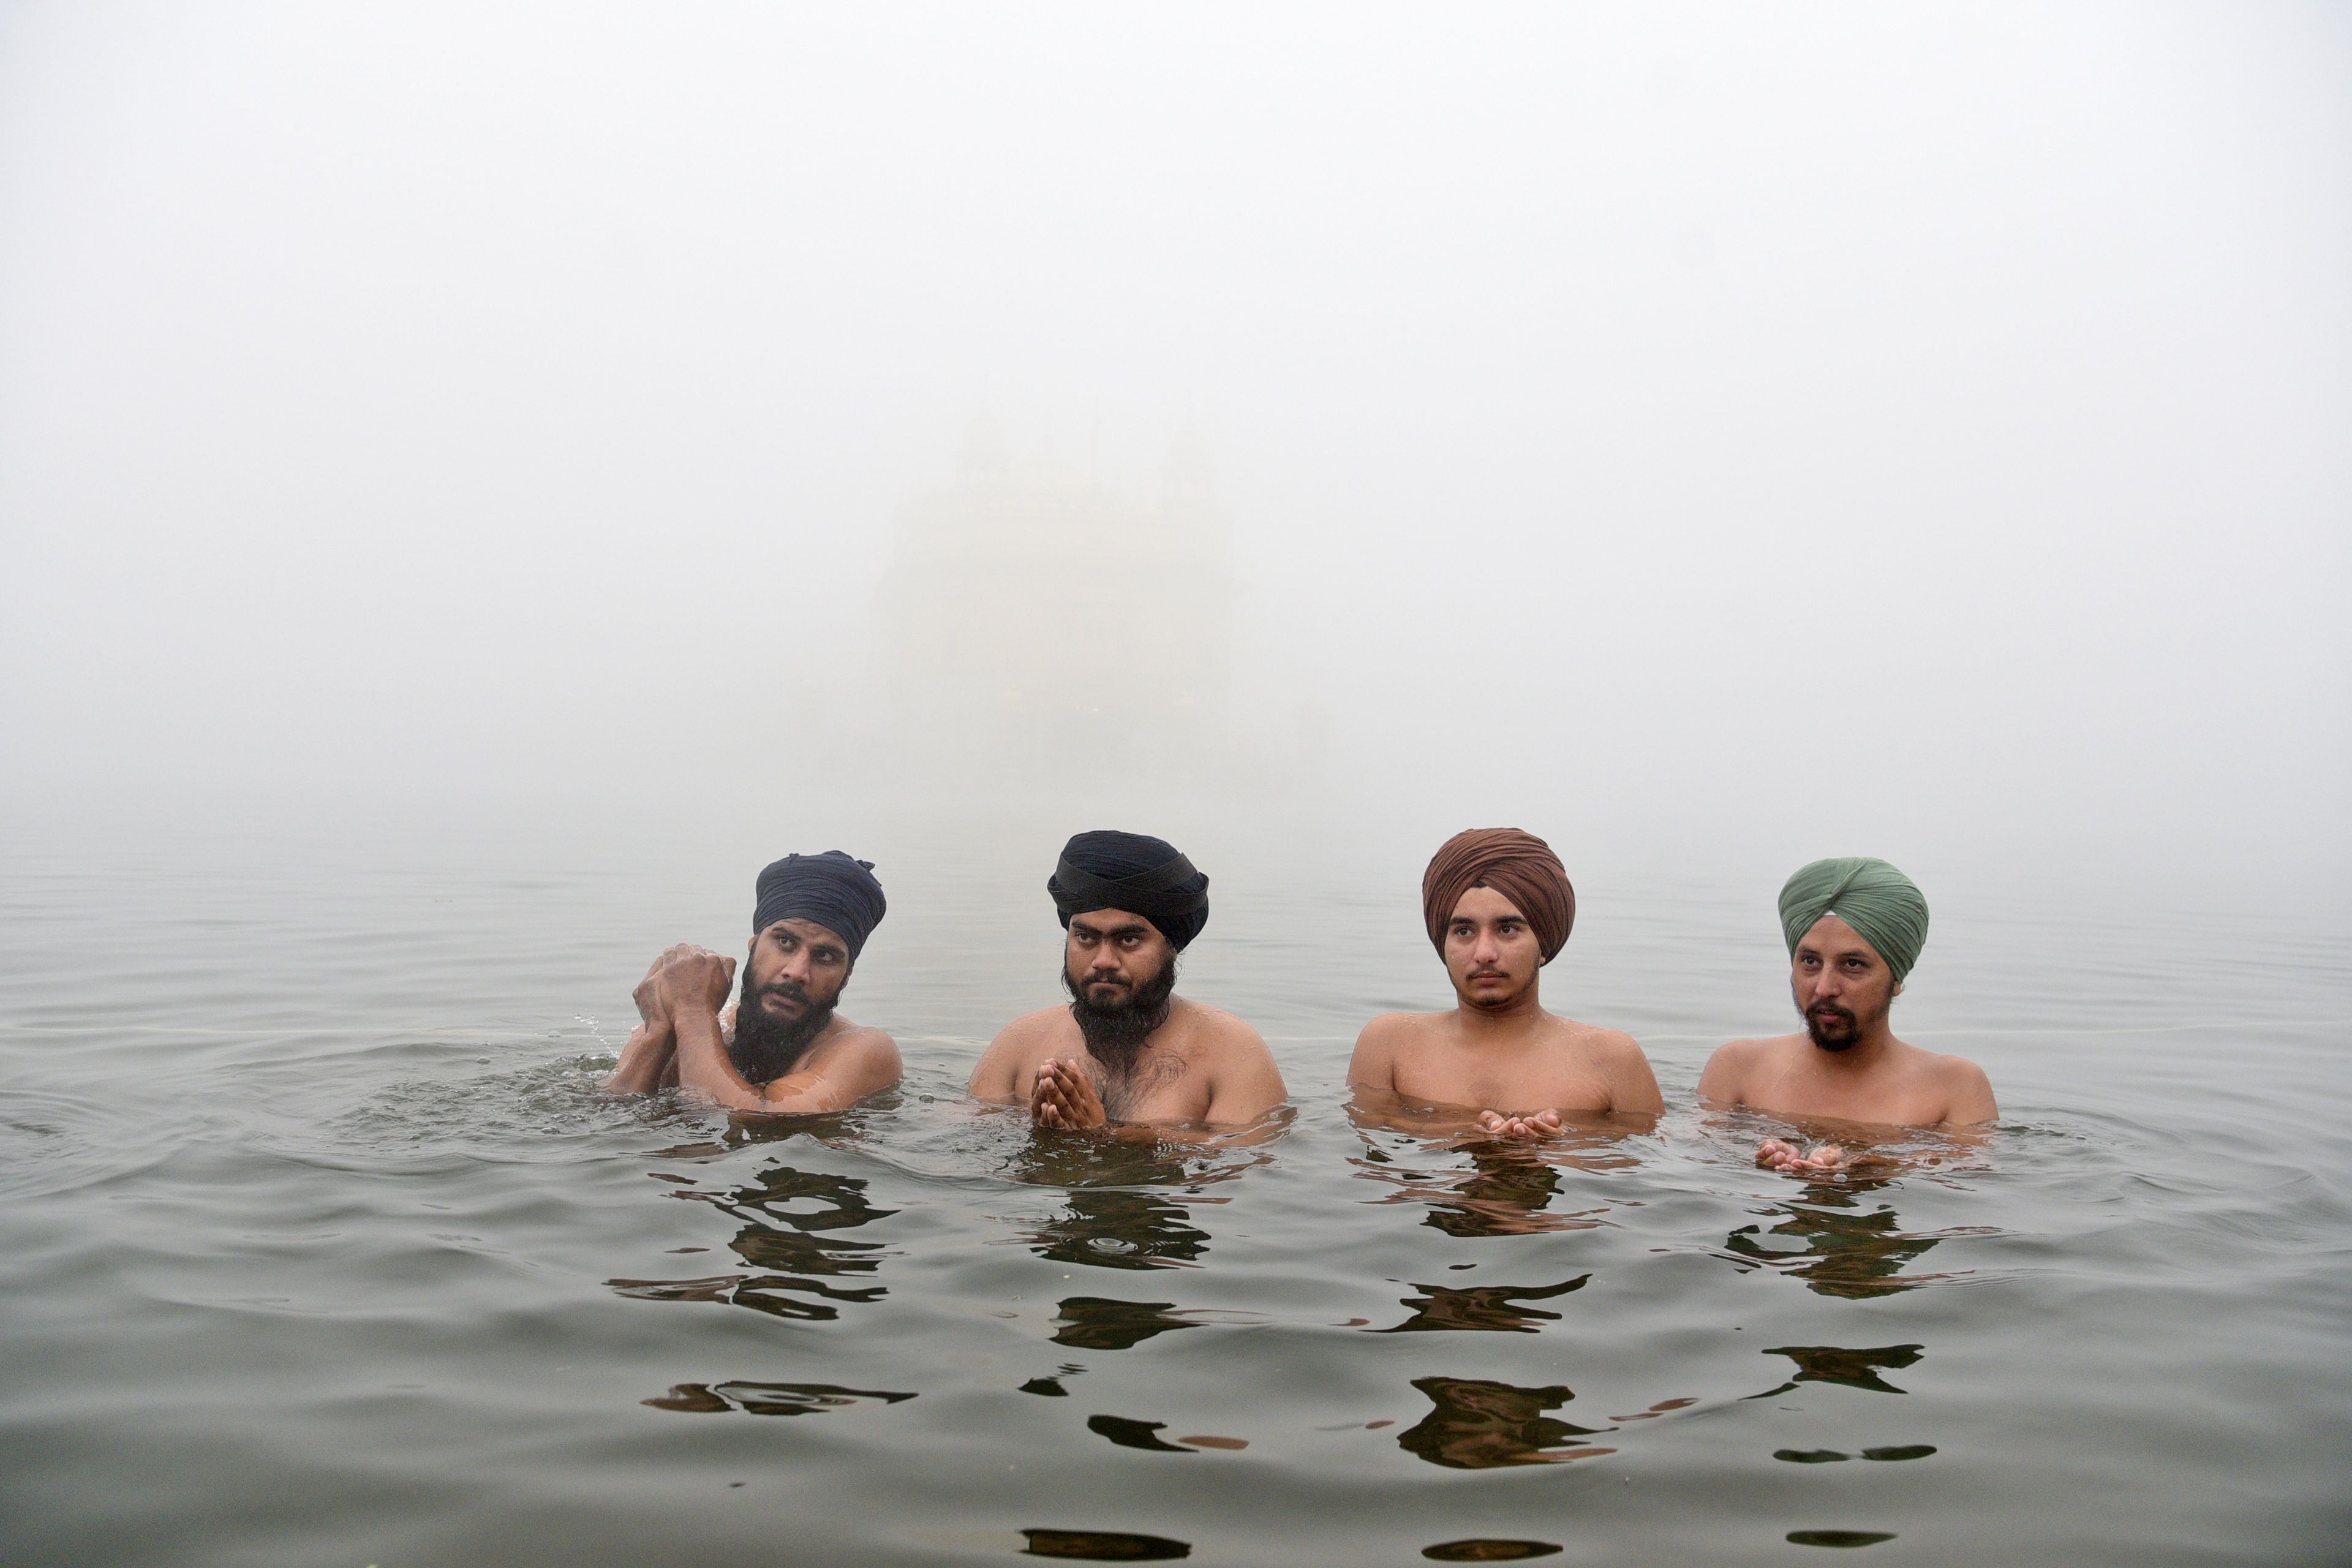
1695,1037,1767,1109
1596,1028,1665,1117
1200,1022,1287,1129
600,945,701,1094
1937,1056,1999,1126
969,1011,1058,1104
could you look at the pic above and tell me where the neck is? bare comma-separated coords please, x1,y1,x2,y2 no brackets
1811,1020,1902,1070
1454,981,1547,1034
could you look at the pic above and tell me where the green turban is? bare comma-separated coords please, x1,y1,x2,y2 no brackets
1778,857,1929,982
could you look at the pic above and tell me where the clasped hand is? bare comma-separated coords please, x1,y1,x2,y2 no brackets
1030,1058,1107,1130
634,943,735,1023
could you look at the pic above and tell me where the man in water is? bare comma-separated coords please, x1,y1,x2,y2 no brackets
968,830,1287,1133
1348,828,1662,1136
601,851,901,1112
1698,856,1996,1172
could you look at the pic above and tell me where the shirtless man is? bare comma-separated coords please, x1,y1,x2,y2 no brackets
1698,856,1996,1173
968,830,1287,1134
601,850,901,1113
1349,828,1662,1137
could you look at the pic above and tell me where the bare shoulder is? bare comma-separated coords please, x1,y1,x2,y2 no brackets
1178,998,1273,1059
1346,1010,1428,1081
808,1019,902,1096
1697,1034,1782,1100
1571,1021,1647,1064
1927,1049,1997,1124
968,1005,1068,1094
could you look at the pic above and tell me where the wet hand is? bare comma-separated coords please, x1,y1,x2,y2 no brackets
1031,1059,1107,1130
1478,1109,1563,1141
1757,1137,1848,1175
633,943,710,1022
649,945,735,1016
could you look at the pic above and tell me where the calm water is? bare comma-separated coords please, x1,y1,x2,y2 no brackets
3,807,2348,1566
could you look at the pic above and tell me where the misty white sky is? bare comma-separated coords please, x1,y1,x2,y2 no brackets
2,3,2346,877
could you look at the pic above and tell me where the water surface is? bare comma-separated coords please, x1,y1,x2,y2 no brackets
2,809,2347,1564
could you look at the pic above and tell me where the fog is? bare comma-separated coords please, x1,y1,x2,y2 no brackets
4,3,2346,887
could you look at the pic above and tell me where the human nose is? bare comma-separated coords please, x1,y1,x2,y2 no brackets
1088,945,1123,973
1471,929,1501,965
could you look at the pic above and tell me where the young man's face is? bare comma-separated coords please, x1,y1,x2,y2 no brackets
743,918,852,1024
1789,913,1898,1051
1062,907,1173,1010
1444,885,1543,1011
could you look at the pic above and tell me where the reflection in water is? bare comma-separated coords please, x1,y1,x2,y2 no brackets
1378,1275,1589,1333
1021,1528,1192,1561
1087,1414,1193,1453
609,1163,897,1321
1756,1344,1925,1396
1353,1143,1615,1239
1053,1297,1200,1351
1396,1376,1616,1469
1776,1446,1937,1463
1030,1187,1214,1271
641,1381,914,1415
1722,1175,1961,1298
1786,1531,1898,1548
1422,1542,1564,1562
1009,1140,1241,1271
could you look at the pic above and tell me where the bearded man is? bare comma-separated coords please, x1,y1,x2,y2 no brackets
1348,828,1662,1137
967,830,1287,1134
601,851,901,1112
1698,856,1996,1172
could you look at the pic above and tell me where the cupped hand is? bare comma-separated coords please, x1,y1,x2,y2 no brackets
1478,1109,1564,1141
1030,1058,1108,1130
1757,1137,1848,1175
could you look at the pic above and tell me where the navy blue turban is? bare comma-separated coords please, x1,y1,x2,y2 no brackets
753,851,887,962
1049,830,1210,951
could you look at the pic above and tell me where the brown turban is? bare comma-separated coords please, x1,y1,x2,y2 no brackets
1422,828,1576,963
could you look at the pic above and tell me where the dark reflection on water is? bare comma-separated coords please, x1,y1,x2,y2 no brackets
1378,1273,1589,1333
641,1381,915,1415
1021,1528,1191,1561
1357,1142,1613,1238
1776,1445,1937,1463
608,1161,897,1321
1052,1296,1200,1351
1009,1140,1246,1271
1396,1375,1617,1469
1786,1529,1898,1548
1422,1541,1564,1562
1722,1174,1954,1298
1756,1343,1925,1396
1085,1414,1193,1453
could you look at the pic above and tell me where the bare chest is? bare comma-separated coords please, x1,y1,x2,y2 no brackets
1018,1023,1213,1124
1390,1030,1615,1115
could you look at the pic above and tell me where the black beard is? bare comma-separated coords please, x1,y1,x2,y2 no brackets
1803,1005,1861,1053
1061,957,1178,1078
729,982,836,1085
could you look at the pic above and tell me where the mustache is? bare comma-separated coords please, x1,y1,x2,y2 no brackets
755,978,811,1006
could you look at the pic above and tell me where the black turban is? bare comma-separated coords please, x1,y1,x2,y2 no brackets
1048,829,1210,952
752,851,887,962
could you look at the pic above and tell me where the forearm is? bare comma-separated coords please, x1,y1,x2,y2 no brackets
670,1002,772,1112
601,1016,677,1095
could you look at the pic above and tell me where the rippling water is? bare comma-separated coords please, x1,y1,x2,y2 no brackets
3,807,2348,1565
